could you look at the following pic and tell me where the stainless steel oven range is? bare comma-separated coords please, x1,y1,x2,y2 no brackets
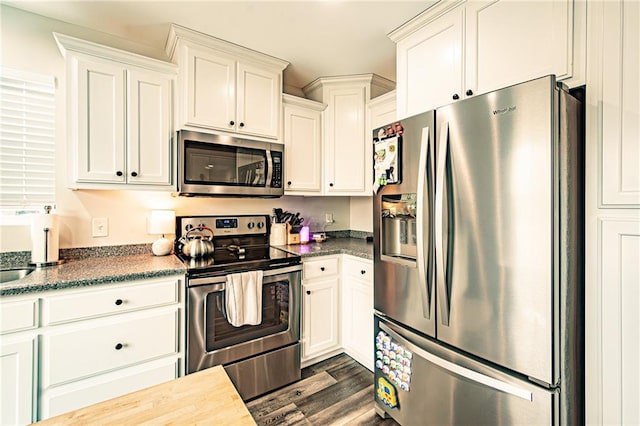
175,214,302,400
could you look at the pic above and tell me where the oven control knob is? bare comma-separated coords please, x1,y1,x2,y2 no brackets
185,224,193,231
247,222,255,229
257,221,264,229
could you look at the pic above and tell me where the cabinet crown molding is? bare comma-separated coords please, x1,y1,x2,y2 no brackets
302,73,395,103
282,93,327,111
53,33,177,74
165,23,289,71
388,0,465,42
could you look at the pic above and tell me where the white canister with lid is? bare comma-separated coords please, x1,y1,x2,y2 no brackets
270,223,287,246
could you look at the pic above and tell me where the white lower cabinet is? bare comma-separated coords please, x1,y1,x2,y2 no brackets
0,295,39,425
38,277,183,420
1,276,185,423
341,255,374,371
1,334,36,425
301,256,341,365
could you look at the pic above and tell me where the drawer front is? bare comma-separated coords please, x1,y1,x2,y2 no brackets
44,278,179,325
44,309,178,386
41,358,178,419
1,298,38,334
343,257,373,281
303,257,339,280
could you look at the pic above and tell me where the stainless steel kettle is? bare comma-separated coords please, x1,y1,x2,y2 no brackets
179,226,215,258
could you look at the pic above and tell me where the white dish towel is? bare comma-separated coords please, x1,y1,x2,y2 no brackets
225,270,264,327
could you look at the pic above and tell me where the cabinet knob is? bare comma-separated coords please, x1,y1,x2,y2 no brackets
115,299,123,306
329,183,334,187
239,122,245,128
306,290,311,295
452,94,460,100
287,181,292,186
116,171,123,177
361,270,366,275
466,89,474,96
131,171,138,177
115,343,124,350
320,266,325,271
229,121,235,126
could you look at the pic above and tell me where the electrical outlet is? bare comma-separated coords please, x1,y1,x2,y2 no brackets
92,217,108,237
325,213,334,223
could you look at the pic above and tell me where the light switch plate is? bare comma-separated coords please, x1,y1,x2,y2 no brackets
92,217,108,237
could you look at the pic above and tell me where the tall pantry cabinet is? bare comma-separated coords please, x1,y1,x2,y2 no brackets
585,1,640,424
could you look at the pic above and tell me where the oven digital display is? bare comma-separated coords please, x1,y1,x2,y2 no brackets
216,218,238,229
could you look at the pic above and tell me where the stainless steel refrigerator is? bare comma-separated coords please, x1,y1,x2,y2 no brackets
372,75,583,425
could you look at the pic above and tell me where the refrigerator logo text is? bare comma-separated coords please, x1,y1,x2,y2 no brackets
492,106,517,115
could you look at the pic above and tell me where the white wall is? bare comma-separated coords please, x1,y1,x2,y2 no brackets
350,196,373,232
0,5,353,252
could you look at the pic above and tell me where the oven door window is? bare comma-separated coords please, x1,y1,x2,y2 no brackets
184,141,267,187
205,279,290,351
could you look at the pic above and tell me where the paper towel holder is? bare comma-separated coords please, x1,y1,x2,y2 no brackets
28,205,64,268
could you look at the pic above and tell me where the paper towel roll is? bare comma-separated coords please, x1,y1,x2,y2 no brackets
30,213,59,264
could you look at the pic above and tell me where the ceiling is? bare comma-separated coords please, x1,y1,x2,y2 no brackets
3,0,435,91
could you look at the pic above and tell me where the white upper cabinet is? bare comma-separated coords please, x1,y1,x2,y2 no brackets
282,94,325,194
368,90,397,136
390,0,586,118
166,24,288,141
55,33,176,189
303,74,395,196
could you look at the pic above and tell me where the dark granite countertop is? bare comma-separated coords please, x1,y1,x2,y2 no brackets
1,254,186,297
276,237,373,260
1,237,372,297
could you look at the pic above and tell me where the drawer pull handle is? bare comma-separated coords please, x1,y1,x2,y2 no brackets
320,267,325,272
115,343,124,350
361,270,366,274
115,299,123,306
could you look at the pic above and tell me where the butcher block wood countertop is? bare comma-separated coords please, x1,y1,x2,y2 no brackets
34,366,256,425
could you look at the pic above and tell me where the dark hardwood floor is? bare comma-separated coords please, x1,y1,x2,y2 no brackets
247,354,400,426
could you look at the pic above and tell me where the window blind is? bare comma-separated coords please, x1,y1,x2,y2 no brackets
0,68,56,210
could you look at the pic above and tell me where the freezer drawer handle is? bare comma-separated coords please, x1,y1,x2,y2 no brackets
379,321,533,402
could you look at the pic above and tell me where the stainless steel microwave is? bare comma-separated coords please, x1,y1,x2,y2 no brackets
177,130,284,197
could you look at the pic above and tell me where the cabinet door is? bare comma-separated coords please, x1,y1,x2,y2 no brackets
368,91,397,133
127,69,173,185
396,7,463,118
465,0,572,97
236,62,281,139
302,277,340,360
184,45,236,132
1,336,35,425
324,86,368,195
75,57,126,183
342,278,374,371
283,101,322,193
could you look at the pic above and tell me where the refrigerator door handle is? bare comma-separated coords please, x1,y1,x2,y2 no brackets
379,320,533,402
416,126,433,319
435,122,451,326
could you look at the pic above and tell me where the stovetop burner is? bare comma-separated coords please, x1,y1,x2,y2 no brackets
175,214,301,278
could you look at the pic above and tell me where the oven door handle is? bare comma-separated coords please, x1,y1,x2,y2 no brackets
188,264,302,288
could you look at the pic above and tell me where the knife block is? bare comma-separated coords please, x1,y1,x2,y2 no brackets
286,223,300,245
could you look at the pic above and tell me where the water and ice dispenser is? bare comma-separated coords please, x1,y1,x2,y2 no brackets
380,194,417,263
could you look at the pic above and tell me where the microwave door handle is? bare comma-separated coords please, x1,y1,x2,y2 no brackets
435,122,450,326
416,126,433,320
265,150,274,187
